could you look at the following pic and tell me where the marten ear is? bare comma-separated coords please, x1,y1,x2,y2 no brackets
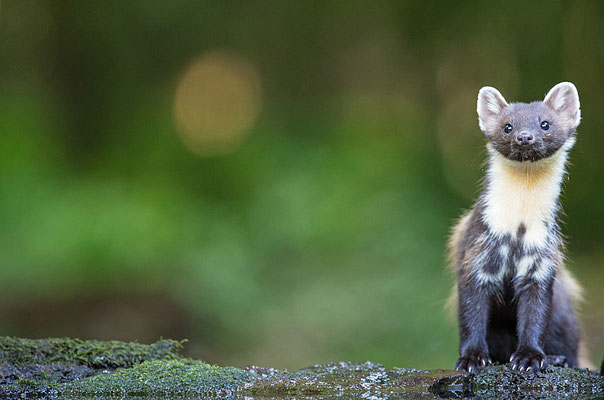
544,82,581,129
477,86,509,134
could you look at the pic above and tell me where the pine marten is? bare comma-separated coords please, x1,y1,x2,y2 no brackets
449,82,584,373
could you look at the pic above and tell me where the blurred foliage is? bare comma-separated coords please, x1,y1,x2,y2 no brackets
0,0,603,370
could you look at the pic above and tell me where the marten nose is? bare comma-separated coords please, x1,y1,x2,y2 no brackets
515,132,534,146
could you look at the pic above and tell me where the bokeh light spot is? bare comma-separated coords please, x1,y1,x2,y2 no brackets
173,51,262,156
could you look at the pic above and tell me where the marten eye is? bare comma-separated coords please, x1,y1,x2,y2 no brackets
540,121,550,131
503,124,513,135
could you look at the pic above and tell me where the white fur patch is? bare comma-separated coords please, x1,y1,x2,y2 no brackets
472,259,506,285
470,236,506,285
515,255,555,282
515,255,536,277
550,91,568,110
485,92,504,114
532,257,556,282
481,138,574,250
499,244,509,260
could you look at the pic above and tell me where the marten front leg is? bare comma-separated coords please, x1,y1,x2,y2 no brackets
510,276,553,372
455,277,493,372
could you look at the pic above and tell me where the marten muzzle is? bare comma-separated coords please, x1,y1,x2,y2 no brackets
515,131,534,146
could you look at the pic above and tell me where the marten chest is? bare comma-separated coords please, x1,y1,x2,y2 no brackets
470,228,555,284
468,151,567,286
482,163,562,250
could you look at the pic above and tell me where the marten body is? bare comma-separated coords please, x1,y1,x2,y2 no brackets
450,83,583,373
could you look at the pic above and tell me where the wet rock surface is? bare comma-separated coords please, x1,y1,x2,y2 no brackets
469,364,604,399
0,336,603,399
243,361,462,399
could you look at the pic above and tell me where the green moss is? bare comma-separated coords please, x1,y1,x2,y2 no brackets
0,336,183,369
66,359,253,397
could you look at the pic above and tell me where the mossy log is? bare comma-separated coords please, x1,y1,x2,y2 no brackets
0,336,183,368
0,336,602,399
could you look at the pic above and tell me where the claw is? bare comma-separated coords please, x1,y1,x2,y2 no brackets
510,349,546,373
455,351,490,373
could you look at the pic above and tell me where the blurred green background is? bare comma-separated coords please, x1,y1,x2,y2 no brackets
1,0,603,371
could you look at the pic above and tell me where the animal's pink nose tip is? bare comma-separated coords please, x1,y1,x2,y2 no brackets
515,132,534,145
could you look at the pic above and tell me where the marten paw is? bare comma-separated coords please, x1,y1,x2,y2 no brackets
510,348,547,373
455,350,491,373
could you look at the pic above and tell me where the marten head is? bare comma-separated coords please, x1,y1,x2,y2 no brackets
477,82,580,162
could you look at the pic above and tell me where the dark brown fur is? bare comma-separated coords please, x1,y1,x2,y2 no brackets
450,83,584,373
